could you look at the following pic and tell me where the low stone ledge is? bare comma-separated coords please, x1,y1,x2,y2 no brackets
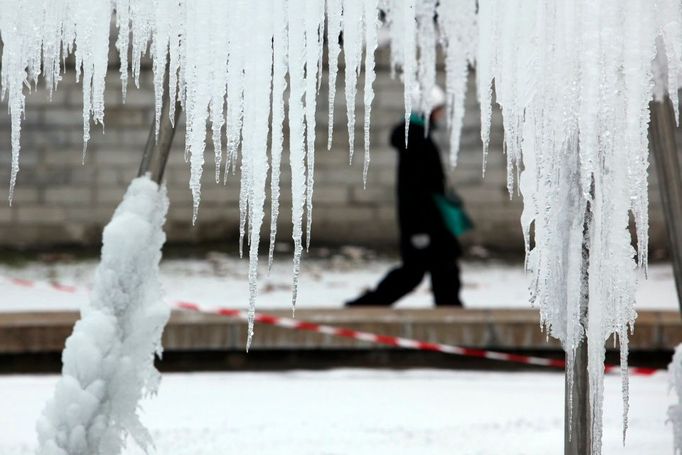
0,308,678,354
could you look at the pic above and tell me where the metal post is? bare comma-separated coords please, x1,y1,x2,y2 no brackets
138,70,181,183
649,96,682,314
565,187,593,455
565,335,592,454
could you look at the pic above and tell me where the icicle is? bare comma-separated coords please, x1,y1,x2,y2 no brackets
362,0,379,188
386,0,403,78
416,0,436,134
287,0,307,311
476,0,496,174
208,3,229,183
401,0,416,146
115,0,131,101
326,0,343,151
243,2,273,351
182,1,211,224
342,0,364,164
76,0,110,164
268,0,288,271
151,0,172,141
303,0,325,252
437,0,477,167
224,0,246,178
0,4,26,204
232,1,250,258
166,2,182,128
129,0,151,90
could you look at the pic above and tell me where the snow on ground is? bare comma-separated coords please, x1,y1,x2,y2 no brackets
0,369,673,454
0,254,676,313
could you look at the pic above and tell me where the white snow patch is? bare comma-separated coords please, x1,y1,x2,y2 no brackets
670,344,682,454
0,259,677,314
0,370,673,454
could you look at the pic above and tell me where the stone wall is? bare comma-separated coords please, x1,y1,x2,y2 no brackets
0,49,670,256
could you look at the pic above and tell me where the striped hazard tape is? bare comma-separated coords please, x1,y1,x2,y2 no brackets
175,301,659,376
0,274,660,375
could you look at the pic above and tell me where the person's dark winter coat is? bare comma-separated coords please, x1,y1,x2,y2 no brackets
346,115,463,307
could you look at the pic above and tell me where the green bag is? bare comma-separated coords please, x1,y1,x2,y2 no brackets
433,191,474,237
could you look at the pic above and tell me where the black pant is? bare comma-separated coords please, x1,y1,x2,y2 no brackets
347,236,462,307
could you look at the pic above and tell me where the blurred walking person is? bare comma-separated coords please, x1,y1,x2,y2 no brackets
346,85,470,308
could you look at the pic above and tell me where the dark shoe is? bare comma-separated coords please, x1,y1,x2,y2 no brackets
345,292,381,307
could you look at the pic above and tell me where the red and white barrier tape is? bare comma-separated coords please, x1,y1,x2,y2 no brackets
0,275,661,375
4,276,80,294
175,301,658,376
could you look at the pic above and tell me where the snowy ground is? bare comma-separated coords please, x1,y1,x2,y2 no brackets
0,253,677,312
0,255,676,454
0,369,674,454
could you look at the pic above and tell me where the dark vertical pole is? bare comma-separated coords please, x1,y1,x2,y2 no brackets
649,96,682,314
565,197,593,455
565,337,591,455
138,69,182,184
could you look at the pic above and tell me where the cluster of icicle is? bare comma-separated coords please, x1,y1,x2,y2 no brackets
478,2,682,453
0,0,475,350
1,1,682,454
671,345,682,454
36,176,169,455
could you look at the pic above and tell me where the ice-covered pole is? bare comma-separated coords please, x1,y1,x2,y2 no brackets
37,68,179,455
36,177,170,455
565,197,593,455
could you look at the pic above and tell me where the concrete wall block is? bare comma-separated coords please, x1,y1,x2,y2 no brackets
24,87,70,107
44,109,83,127
44,150,89,166
196,186,242,204
0,64,673,252
0,208,14,223
10,188,41,205
167,187,194,205
17,168,73,186
351,185,394,205
96,169,123,185
93,148,139,166
102,108,149,128
314,206,378,224
16,206,67,224
104,86,154,107
96,186,126,205
117,128,155,146
312,186,350,205
45,187,93,206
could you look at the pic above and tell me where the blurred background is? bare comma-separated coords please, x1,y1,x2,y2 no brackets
0,46,673,254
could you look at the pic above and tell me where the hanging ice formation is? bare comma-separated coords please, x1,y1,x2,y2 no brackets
478,1,682,453
670,344,682,454
36,176,169,455
0,2,677,453
0,0,473,348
